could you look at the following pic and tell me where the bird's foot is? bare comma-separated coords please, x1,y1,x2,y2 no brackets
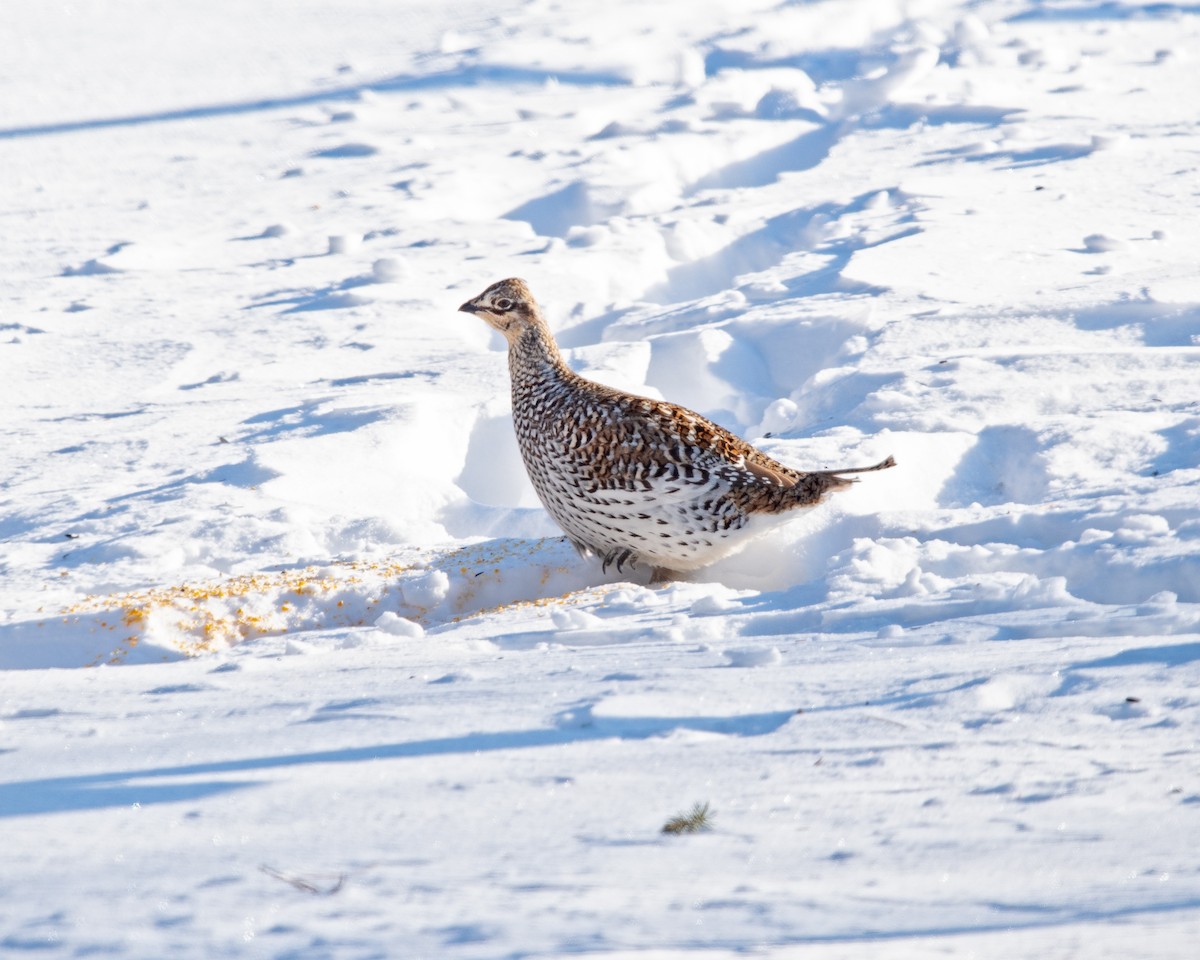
600,548,636,574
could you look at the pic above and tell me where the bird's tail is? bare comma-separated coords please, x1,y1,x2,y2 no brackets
785,455,897,507
810,455,897,478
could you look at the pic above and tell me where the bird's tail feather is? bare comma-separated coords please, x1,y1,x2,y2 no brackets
810,455,897,478
781,456,896,508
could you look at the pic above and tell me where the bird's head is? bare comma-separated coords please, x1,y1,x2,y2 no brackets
458,278,542,343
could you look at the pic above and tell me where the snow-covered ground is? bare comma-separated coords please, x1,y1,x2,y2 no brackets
3,0,1199,955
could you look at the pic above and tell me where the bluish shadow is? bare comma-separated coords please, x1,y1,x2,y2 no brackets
1071,301,1200,347
688,124,840,194
237,399,388,443
1070,642,1200,670
0,779,260,818
326,369,438,388
504,181,597,238
703,47,868,85
247,274,375,313
0,705,795,819
1152,418,1200,477
922,141,1095,170
556,893,1200,955
0,64,631,141
651,190,910,303
1010,2,1200,21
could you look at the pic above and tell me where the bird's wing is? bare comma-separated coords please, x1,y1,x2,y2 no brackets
565,394,801,501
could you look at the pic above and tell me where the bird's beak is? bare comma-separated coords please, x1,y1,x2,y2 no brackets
458,300,480,314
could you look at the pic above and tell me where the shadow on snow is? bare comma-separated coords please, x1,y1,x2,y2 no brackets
0,705,796,819
0,64,632,140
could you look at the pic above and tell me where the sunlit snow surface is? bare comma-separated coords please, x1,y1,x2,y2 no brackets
2,0,1199,956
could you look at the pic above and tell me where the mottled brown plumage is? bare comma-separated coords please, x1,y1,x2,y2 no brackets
459,278,895,578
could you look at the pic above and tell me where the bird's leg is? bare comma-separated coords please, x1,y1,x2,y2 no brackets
648,566,678,585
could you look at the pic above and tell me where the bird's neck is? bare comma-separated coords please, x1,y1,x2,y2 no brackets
507,320,574,394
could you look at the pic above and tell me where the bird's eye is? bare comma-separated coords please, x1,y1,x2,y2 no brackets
494,298,513,311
